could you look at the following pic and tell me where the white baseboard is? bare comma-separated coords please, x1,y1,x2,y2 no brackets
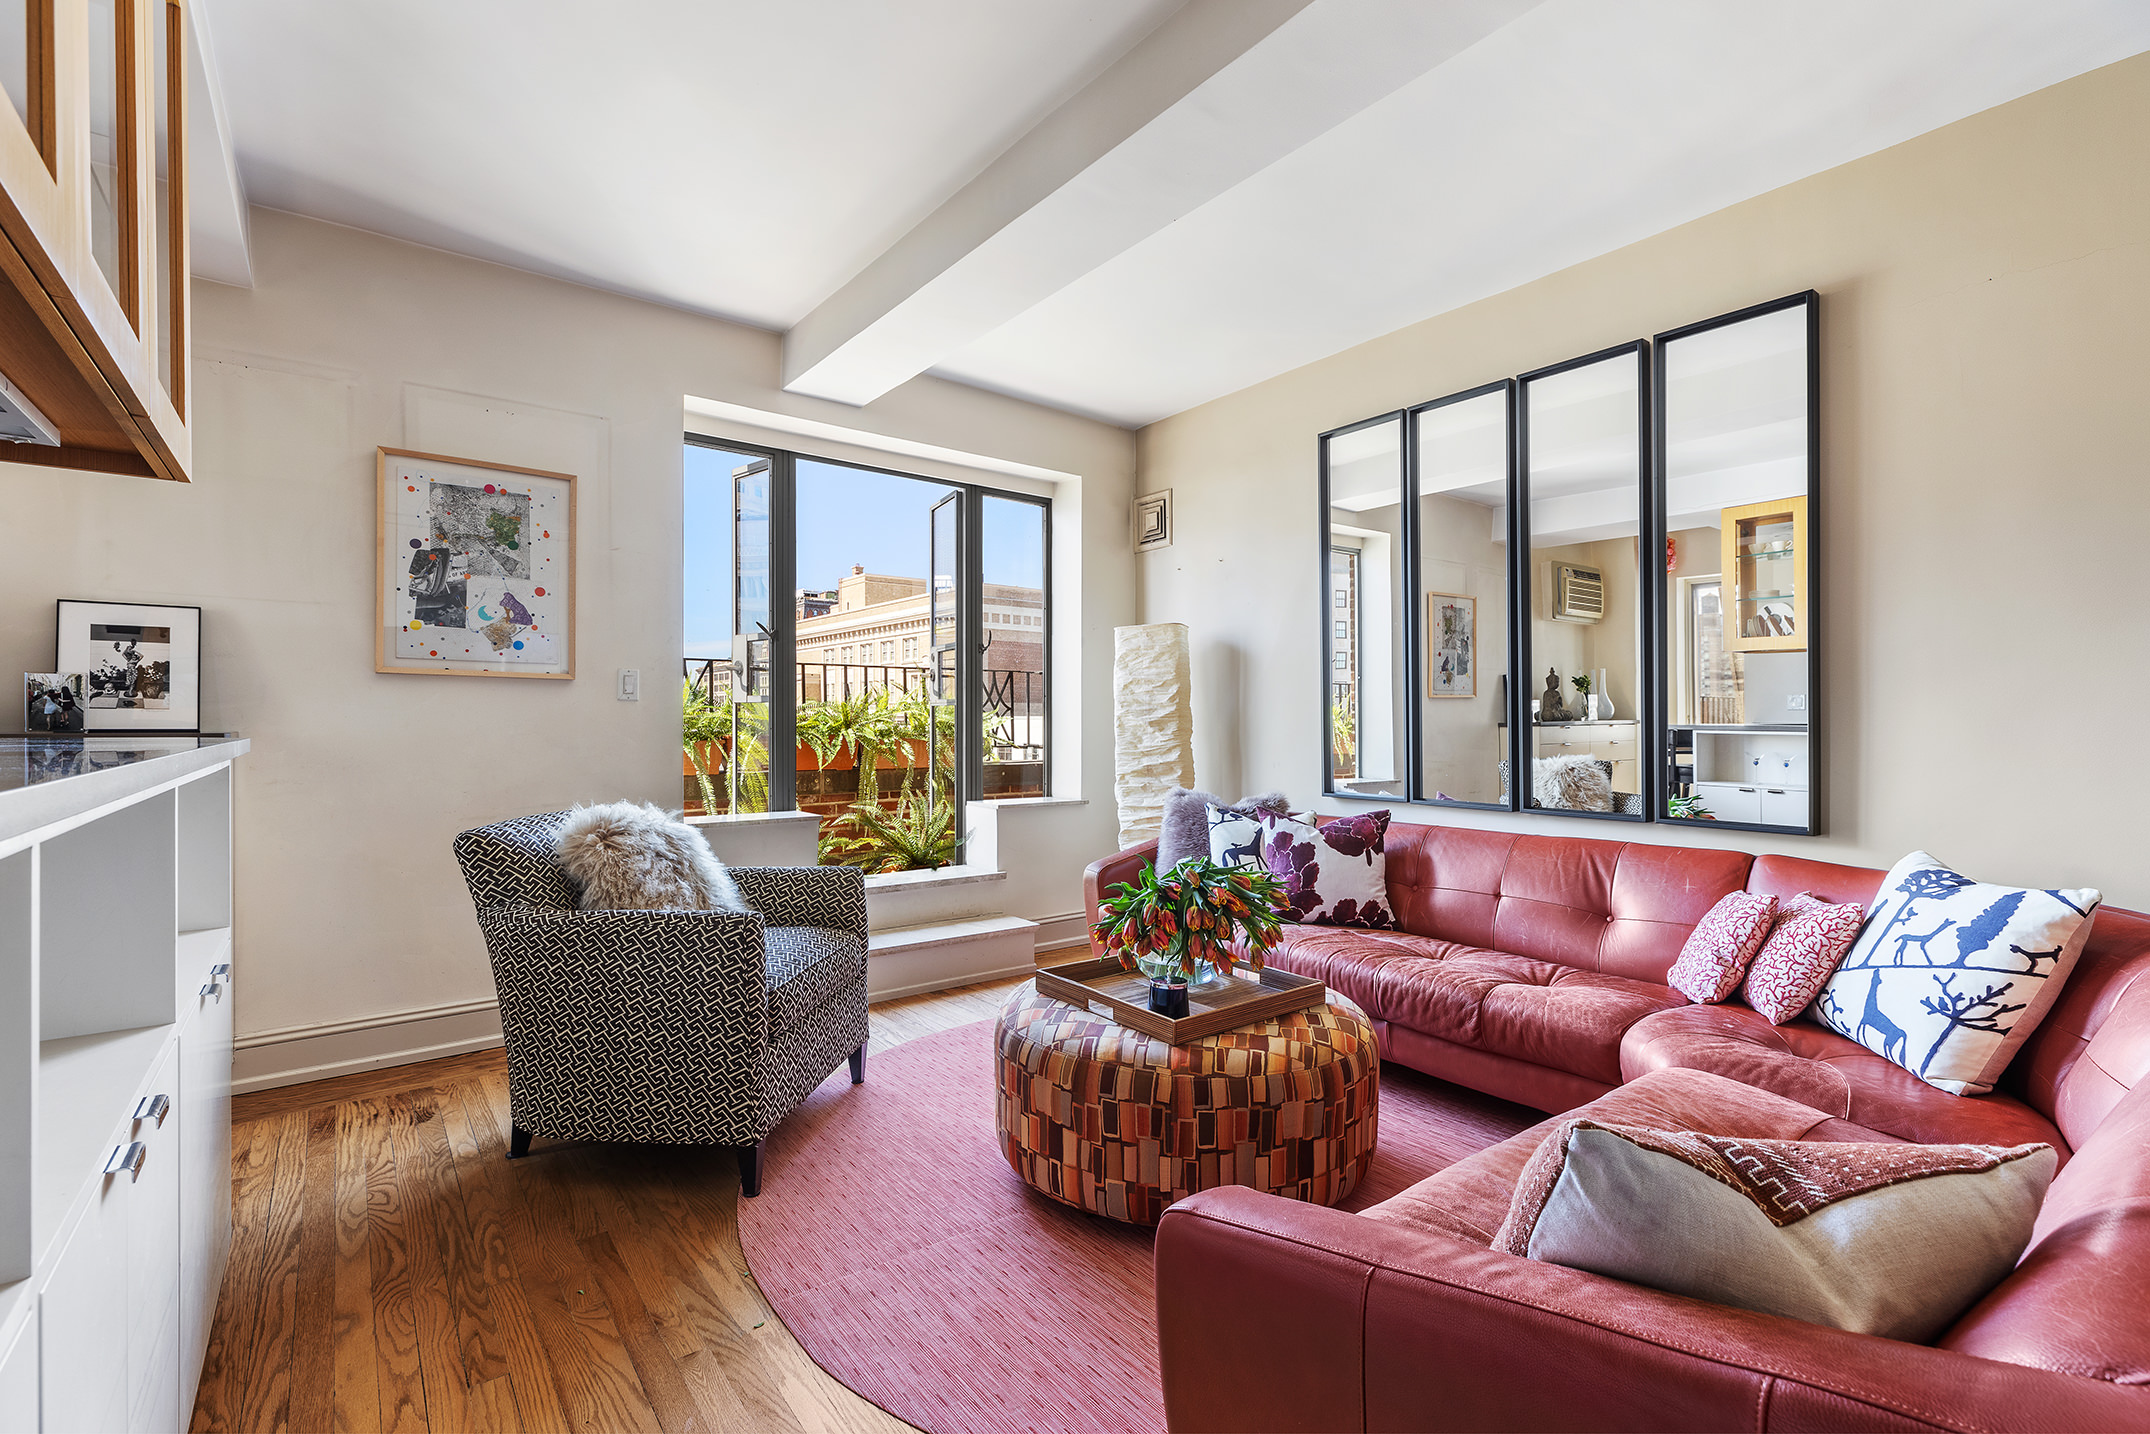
232,997,504,1095
234,909,1094,1095
1030,910,1091,956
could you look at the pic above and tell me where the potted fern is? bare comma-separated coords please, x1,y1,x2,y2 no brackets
1090,858,1288,1017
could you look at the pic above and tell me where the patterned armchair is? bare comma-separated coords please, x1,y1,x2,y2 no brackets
452,812,870,1196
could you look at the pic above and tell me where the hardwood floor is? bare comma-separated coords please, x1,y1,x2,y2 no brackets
190,975,1029,1434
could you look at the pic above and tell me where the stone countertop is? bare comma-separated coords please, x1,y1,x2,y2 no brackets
0,735,249,847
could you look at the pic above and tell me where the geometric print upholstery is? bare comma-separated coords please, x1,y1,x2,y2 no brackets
766,926,867,1039
452,810,581,909
994,980,1381,1225
454,812,870,1150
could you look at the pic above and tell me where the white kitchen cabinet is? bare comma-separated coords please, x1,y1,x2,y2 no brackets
0,1310,37,1434
1693,781,1763,825
1760,787,1811,829
0,738,245,1434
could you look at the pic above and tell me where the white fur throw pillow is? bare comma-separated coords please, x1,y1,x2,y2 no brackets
1533,754,1614,813
554,802,748,912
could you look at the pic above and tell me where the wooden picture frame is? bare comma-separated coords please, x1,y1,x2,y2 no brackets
1426,592,1474,698
376,447,576,679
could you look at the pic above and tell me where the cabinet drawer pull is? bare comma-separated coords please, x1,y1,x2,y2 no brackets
1738,787,1757,793
212,963,231,977
1767,788,1785,795
202,981,222,1000
135,1093,170,1126
105,1142,147,1179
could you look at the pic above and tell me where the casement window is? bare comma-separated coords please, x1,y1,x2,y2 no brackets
683,437,1050,867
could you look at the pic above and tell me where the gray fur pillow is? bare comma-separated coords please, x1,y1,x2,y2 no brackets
1156,787,1290,871
554,801,749,911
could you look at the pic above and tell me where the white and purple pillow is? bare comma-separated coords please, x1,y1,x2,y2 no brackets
1258,809,1393,928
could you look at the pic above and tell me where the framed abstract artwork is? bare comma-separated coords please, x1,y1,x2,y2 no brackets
1426,592,1475,698
55,599,203,732
376,447,576,679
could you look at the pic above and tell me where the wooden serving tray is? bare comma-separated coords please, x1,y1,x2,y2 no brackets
1034,954,1329,1044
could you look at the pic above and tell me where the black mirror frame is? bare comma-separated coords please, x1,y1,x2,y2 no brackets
1318,410,1407,800
1515,340,1653,824
1403,378,1519,812
1650,291,1821,836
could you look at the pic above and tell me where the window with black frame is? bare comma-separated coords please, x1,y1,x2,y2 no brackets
683,436,1050,869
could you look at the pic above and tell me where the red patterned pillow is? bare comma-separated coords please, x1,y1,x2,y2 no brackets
1742,892,1865,1025
1667,891,1779,1003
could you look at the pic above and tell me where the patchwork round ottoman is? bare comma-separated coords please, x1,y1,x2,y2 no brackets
993,979,1380,1225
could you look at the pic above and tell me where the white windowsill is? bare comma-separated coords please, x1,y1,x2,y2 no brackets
864,862,1007,892
686,810,820,827
972,795,1087,810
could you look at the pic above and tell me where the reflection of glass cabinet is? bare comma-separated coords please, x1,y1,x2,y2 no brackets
1721,497,1806,653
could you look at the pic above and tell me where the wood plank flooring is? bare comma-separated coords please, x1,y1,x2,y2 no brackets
190,975,1029,1434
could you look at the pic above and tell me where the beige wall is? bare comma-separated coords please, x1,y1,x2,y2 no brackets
1137,52,2150,907
0,209,1136,1061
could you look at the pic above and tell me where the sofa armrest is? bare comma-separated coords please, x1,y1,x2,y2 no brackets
1156,1187,2150,1434
729,864,867,941
1082,841,1158,951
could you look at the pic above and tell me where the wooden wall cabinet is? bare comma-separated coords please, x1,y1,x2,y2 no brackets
0,0,190,482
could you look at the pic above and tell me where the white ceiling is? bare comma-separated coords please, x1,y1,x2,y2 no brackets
195,0,2150,429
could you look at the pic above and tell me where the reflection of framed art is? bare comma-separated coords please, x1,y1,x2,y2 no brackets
56,599,203,732
1426,592,1475,698
377,448,576,679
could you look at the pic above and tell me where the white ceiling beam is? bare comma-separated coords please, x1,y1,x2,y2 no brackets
186,0,252,287
781,0,1535,408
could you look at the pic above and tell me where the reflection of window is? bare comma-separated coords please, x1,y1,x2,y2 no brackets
1691,580,1742,724
902,637,918,662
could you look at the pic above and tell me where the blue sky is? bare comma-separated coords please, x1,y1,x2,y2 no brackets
684,445,1045,659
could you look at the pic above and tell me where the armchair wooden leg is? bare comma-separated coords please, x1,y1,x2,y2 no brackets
849,1045,866,1084
738,1140,765,1199
509,1124,532,1160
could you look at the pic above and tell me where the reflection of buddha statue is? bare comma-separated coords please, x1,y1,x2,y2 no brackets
1539,668,1567,722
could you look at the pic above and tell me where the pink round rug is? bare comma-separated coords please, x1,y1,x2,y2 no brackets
738,1018,1536,1434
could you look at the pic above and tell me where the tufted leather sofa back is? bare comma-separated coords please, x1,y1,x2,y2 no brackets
1382,825,1752,982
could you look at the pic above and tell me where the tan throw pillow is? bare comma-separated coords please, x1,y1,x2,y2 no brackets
1493,1119,2056,1342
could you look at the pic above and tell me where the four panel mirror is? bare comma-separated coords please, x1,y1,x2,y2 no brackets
1319,291,1820,834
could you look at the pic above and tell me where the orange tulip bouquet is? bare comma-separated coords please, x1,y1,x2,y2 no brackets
1090,857,1289,1016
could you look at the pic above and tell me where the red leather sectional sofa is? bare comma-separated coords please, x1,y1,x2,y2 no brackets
1083,823,2150,1432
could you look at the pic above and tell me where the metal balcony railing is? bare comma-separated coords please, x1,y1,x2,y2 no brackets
682,658,1045,757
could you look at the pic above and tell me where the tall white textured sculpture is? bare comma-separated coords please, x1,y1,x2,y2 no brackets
1113,623,1194,848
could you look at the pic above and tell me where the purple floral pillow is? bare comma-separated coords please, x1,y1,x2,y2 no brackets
1258,810,1394,928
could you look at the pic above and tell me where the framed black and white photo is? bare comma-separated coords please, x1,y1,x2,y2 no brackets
377,447,577,678
56,600,203,732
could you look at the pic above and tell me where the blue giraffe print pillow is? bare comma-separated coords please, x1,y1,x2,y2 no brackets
1814,851,2100,1095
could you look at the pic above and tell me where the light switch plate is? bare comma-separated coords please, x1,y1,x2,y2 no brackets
617,668,639,701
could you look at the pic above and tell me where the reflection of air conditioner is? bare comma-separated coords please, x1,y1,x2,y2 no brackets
1552,562,1604,623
